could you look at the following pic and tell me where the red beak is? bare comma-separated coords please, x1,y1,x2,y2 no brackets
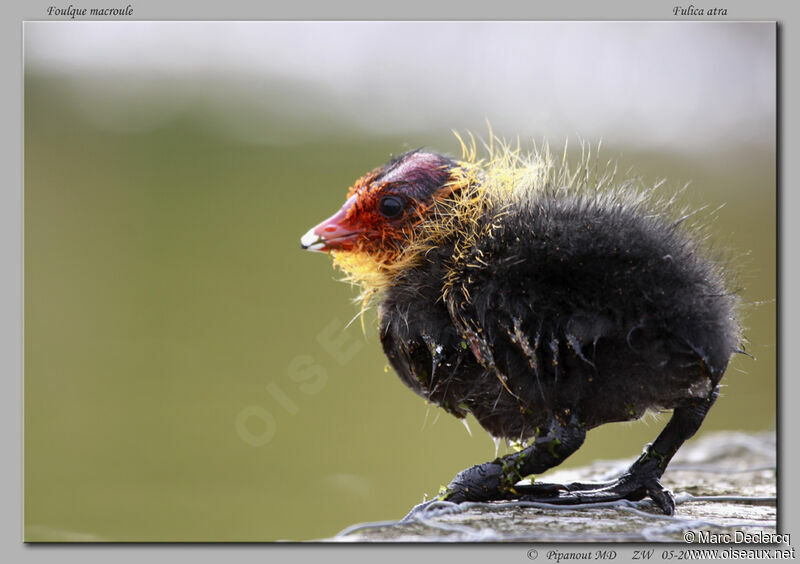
300,195,361,253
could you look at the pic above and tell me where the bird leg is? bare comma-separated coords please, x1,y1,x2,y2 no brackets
437,412,587,503
513,386,720,515
404,388,718,521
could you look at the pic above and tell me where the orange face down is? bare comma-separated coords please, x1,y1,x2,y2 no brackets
301,151,456,261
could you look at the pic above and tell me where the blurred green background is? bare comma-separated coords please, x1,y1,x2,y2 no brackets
24,22,775,541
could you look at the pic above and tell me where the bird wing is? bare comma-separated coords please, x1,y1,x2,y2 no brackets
379,298,472,419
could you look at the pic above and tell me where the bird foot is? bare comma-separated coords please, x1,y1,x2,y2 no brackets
515,470,676,515
422,460,675,516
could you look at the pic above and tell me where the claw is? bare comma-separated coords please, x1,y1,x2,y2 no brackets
401,499,458,522
401,500,435,522
645,480,675,515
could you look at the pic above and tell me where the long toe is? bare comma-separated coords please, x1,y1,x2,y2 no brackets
514,473,676,512
563,480,617,492
513,482,566,497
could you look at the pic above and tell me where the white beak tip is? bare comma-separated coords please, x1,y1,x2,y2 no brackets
301,228,326,252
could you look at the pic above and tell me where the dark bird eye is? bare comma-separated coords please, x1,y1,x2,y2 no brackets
378,196,405,219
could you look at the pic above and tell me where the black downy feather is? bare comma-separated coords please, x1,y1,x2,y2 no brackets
378,151,740,442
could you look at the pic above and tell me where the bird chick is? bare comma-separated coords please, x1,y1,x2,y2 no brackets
300,139,741,515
